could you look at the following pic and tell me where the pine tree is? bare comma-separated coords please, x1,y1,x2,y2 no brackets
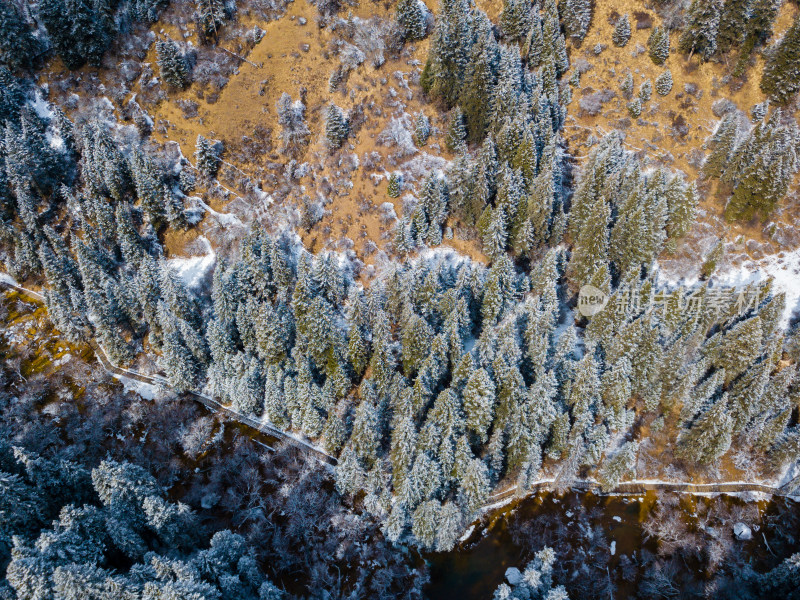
276,93,310,155
414,112,431,146
0,1,36,70
196,0,227,39
411,499,440,548
620,71,634,99
435,501,463,552
160,329,198,392
566,181,610,292
462,368,495,443
479,204,508,259
195,135,221,178
679,393,735,464
562,0,592,44
655,69,673,96
627,97,642,117
325,104,349,150
459,458,490,513
156,38,189,89
745,0,782,49
723,117,799,220
387,172,402,198
459,22,499,144
420,0,473,107
597,441,638,492
716,0,752,55
501,0,532,42
39,0,115,69
703,113,740,179
445,107,467,152
679,0,723,60
760,14,800,104
648,26,670,65
612,14,631,48
397,0,427,41
524,10,544,66
0,66,25,124
760,553,800,598
639,79,652,102
665,175,697,240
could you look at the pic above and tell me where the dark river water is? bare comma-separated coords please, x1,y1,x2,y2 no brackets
424,490,799,600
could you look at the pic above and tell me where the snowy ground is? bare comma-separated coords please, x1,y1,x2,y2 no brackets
114,373,160,401
167,236,216,290
657,245,800,328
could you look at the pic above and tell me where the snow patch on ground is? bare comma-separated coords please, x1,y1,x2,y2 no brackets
183,194,244,227
399,152,450,185
714,248,800,327
30,90,54,120
115,374,159,401
458,524,475,543
167,237,216,290
657,245,800,328
53,353,72,367
0,272,19,286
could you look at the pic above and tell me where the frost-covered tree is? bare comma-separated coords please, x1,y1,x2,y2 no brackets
491,547,571,600
679,0,723,60
561,0,592,44
703,112,740,179
648,26,670,65
325,104,349,149
597,441,638,492
761,14,800,104
156,37,189,89
276,93,310,155
0,1,36,70
39,0,115,69
639,79,652,102
445,107,467,152
414,112,431,146
612,14,631,48
655,69,673,96
196,0,227,39
501,0,532,42
195,135,222,178
387,172,402,197
677,394,734,464
396,0,428,41
463,368,495,442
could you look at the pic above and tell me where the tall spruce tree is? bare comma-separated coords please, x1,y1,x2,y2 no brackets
196,0,227,39
325,104,349,149
501,0,532,42
679,0,723,60
0,1,36,70
648,26,670,65
396,0,428,41
156,38,189,89
195,135,221,178
561,0,592,44
761,14,800,104
39,0,115,69
612,14,631,48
